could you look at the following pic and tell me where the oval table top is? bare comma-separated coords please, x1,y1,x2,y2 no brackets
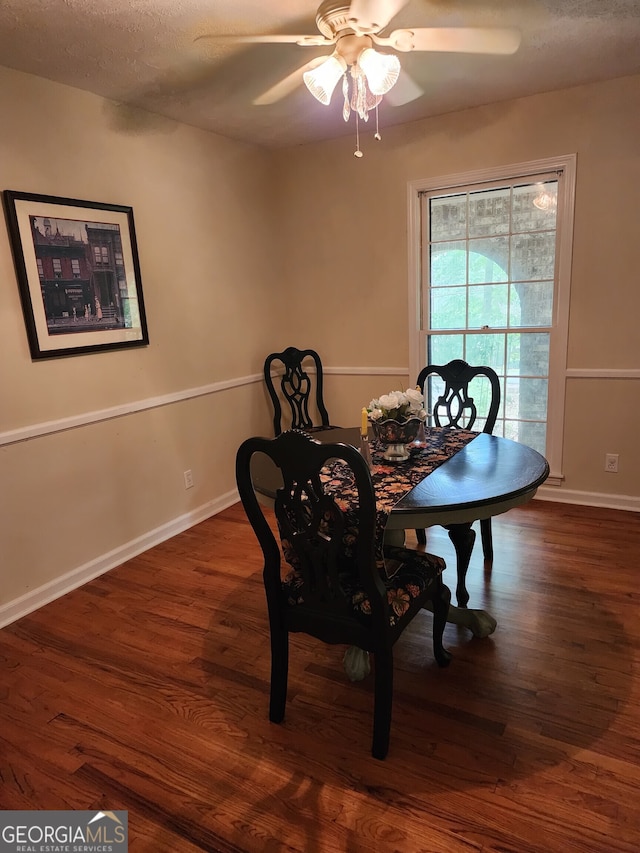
274,426,550,529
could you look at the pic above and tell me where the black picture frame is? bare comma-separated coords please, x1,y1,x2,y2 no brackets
3,190,149,359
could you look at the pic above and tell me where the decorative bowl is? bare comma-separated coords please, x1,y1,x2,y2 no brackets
370,417,423,461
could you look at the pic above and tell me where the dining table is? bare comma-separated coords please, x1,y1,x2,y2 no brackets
250,424,550,645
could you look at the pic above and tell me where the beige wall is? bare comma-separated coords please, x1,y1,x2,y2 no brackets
1,65,639,620
0,67,280,613
274,73,640,502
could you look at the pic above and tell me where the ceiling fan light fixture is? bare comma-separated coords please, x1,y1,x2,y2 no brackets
303,54,347,105
358,47,401,96
533,182,558,212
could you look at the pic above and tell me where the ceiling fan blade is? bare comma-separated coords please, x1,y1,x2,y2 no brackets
347,0,411,35
253,57,329,106
194,33,333,48
384,72,424,106
378,27,522,54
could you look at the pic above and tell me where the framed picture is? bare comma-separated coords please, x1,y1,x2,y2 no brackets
3,190,149,359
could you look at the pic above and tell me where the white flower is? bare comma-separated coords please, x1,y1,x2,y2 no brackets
405,387,424,408
378,392,402,411
366,388,426,424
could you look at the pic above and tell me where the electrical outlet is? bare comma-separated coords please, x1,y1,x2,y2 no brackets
604,453,619,473
184,469,194,489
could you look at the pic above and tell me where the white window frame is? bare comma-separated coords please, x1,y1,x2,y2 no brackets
407,155,577,484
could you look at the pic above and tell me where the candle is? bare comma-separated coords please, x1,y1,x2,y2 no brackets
361,407,369,437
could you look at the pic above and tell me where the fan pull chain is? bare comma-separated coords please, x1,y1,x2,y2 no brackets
354,111,363,158
374,103,381,141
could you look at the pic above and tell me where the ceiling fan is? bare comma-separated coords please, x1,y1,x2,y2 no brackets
195,0,521,154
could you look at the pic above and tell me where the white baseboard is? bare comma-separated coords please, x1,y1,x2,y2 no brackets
536,484,640,513
0,488,240,629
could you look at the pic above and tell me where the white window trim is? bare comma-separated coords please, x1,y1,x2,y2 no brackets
407,154,577,484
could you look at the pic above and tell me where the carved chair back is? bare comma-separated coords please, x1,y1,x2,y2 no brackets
263,347,333,435
417,359,500,434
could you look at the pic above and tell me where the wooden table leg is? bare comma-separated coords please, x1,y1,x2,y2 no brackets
343,646,371,682
422,600,497,638
343,601,497,681
447,604,497,637
445,522,475,607
381,525,497,642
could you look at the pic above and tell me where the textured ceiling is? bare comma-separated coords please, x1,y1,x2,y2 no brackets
1,0,639,147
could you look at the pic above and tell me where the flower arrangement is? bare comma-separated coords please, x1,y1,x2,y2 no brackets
367,388,426,424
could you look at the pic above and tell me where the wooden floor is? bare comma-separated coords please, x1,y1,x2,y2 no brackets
1,499,639,852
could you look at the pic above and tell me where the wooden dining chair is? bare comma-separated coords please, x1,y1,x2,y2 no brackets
416,359,501,564
236,430,452,760
263,346,339,435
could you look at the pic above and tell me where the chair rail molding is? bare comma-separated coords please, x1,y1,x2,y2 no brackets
565,368,640,379
1,367,417,447
323,366,409,376
0,372,264,447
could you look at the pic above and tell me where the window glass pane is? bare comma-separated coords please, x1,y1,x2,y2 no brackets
430,287,467,329
468,237,509,282
429,334,463,364
505,377,548,420
505,418,547,455
467,375,497,424
426,377,445,420
509,281,553,327
465,333,505,373
507,332,549,375
469,187,510,237
511,232,556,281
492,416,505,438
430,196,466,240
468,284,508,328
512,182,558,232
431,243,467,285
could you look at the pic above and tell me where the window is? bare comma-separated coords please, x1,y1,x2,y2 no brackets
37,258,44,279
408,156,576,482
93,245,109,265
71,259,81,278
52,258,62,279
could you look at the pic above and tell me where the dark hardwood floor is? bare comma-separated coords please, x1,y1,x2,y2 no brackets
1,499,639,852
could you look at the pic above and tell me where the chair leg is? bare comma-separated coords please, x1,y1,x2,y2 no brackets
372,648,394,760
268,626,289,724
416,528,427,546
431,578,452,668
480,517,493,561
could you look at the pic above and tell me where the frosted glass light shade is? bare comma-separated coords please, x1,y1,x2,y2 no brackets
358,48,400,95
533,182,558,211
303,55,348,105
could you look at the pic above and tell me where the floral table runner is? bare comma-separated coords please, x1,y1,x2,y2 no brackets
320,427,478,570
